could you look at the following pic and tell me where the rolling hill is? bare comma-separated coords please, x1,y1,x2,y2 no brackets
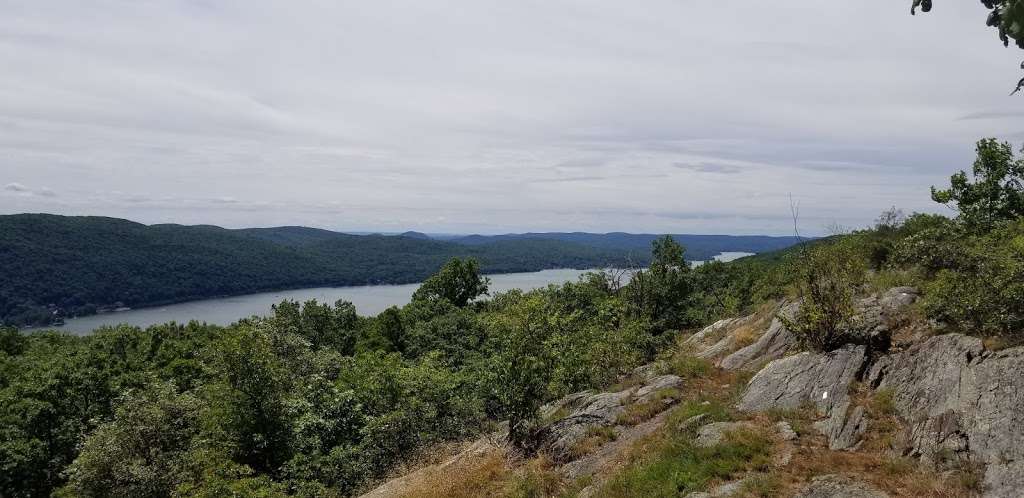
0,214,802,327
0,215,630,326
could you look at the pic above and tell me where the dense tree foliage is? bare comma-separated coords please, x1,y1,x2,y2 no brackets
930,139,1024,230
0,250,687,497
782,139,1024,346
410,258,490,307
625,236,694,331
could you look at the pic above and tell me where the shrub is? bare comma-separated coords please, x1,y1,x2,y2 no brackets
781,241,867,352
896,219,1024,337
60,382,203,498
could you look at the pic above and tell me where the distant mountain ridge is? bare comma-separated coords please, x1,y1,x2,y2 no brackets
446,232,802,261
0,214,801,327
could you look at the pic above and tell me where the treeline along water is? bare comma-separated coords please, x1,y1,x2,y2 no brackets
51,253,751,334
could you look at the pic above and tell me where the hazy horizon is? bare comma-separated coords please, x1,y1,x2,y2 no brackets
2,1,1016,236
2,211,812,238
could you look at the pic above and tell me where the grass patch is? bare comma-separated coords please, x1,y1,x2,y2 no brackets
866,269,920,295
594,427,773,498
764,404,817,437
667,398,734,433
740,474,783,497
543,405,571,424
668,355,712,379
505,457,564,498
568,426,618,459
616,388,681,426
857,388,903,452
869,389,896,418
758,440,983,498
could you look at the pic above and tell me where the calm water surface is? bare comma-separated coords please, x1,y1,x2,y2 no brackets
55,252,753,335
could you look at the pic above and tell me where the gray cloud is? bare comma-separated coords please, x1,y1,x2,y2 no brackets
529,175,608,184
956,110,1024,121
672,162,743,175
0,1,1014,235
4,182,29,193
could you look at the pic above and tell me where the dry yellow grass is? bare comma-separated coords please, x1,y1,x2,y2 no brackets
399,448,511,498
762,443,981,498
758,391,982,498
729,303,778,349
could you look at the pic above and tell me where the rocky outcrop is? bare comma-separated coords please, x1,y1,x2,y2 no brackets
738,345,868,450
684,317,749,350
540,390,630,461
867,334,1024,497
814,401,868,451
726,288,921,450
568,408,674,496
717,288,916,372
684,316,755,360
738,345,865,415
719,305,798,371
538,374,684,462
848,287,918,350
793,474,889,498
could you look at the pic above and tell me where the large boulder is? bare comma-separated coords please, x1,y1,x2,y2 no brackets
738,345,866,415
868,334,1024,498
738,345,868,449
793,475,889,498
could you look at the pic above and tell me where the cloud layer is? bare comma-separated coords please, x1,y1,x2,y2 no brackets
0,1,1020,235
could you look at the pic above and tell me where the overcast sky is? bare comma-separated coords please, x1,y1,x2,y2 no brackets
1,1,1022,235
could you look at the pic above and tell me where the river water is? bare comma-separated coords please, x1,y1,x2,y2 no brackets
53,252,753,334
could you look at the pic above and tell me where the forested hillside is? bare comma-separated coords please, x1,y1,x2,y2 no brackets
0,216,801,327
0,215,635,327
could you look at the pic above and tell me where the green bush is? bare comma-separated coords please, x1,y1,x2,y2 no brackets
914,220,1024,337
781,240,867,352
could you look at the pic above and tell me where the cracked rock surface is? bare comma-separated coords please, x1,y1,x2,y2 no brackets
719,302,799,371
868,334,1024,497
538,374,684,462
